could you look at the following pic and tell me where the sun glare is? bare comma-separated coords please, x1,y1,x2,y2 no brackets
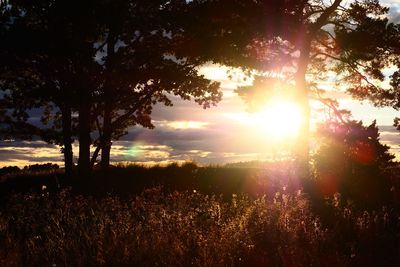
227,100,304,142
257,101,303,139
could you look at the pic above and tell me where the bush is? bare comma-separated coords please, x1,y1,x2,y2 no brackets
313,120,395,209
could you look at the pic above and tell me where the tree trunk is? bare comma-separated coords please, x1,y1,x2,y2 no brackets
294,38,312,179
100,106,112,169
100,139,111,168
292,0,342,179
295,77,311,179
78,101,91,176
61,104,73,177
100,30,116,169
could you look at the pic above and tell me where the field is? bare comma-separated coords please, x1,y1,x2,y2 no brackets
1,163,400,266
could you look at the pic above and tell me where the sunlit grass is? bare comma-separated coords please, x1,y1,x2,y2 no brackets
1,187,397,266
0,160,399,266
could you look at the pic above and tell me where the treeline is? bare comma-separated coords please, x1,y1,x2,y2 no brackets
0,163,59,176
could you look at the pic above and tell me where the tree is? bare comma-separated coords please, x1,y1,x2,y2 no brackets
1,0,222,175
0,0,101,176
180,0,400,177
88,0,221,168
313,120,395,208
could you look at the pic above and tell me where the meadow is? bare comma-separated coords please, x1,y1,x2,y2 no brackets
1,163,400,267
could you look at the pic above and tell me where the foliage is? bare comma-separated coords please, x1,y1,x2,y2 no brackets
0,0,223,172
182,0,400,98
181,0,400,167
313,120,395,208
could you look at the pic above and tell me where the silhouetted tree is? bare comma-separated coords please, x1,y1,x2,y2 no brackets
313,120,395,208
181,0,400,177
89,0,221,168
0,0,101,176
1,0,222,175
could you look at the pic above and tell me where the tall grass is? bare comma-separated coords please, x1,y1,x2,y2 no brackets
1,187,399,266
1,163,400,266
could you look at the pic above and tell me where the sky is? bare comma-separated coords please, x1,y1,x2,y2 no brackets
1,0,400,168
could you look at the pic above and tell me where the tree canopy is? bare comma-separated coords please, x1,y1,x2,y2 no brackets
179,0,400,175
0,0,222,174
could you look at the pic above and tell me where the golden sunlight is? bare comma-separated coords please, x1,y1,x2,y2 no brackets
257,101,303,139
226,99,304,142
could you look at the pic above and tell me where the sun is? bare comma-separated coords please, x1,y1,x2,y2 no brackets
225,99,304,142
255,100,303,139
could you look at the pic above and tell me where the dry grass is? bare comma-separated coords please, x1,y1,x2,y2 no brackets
1,186,399,267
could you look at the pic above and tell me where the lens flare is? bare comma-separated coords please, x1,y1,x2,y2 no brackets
126,143,143,159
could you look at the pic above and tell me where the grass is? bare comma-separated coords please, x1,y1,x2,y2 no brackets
0,163,400,266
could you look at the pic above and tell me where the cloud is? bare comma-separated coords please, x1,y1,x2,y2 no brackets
383,0,400,23
0,142,63,167
2,122,400,167
156,120,210,130
375,126,400,159
199,64,253,88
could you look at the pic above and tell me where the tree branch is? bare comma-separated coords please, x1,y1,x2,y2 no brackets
110,87,159,130
90,144,101,168
94,40,107,54
312,88,347,123
312,51,380,91
310,0,343,36
96,116,103,138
